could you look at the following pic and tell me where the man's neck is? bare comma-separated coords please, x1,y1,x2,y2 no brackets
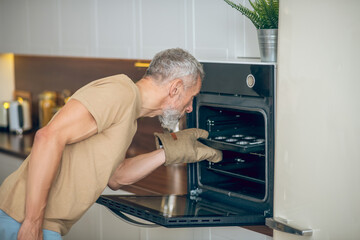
136,77,168,118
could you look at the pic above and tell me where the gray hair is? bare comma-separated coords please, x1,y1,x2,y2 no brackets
144,48,204,88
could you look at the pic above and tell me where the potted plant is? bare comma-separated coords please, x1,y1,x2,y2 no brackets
224,0,279,62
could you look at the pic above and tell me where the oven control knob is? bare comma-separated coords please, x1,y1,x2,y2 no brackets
246,74,256,88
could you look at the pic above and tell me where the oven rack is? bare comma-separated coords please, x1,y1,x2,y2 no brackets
198,138,265,154
206,166,265,185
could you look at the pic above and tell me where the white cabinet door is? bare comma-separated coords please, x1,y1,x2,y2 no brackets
274,1,360,239
0,0,29,54
100,206,143,240
192,0,236,59
143,226,271,240
0,0,59,55
139,0,187,59
27,0,59,55
0,153,23,184
63,204,102,240
96,0,136,58
64,188,140,240
192,0,260,60
58,0,96,57
98,188,142,240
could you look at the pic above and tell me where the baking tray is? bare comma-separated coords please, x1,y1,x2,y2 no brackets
198,138,265,154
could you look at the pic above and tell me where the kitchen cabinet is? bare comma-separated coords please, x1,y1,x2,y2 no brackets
140,0,187,58
26,0,59,55
96,0,136,58
63,188,143,240
140,226,271,240
0,0,29,54
0,0,260,60
58,0,98,57
192,0,259,59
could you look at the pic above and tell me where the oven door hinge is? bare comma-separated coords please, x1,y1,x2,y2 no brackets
264,209,272,217
190,188,203,200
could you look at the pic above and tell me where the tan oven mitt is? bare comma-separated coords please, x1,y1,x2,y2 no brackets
154,128,222,166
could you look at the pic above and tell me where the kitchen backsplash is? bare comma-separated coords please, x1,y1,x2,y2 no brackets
11,54,186,195
14,55,150,128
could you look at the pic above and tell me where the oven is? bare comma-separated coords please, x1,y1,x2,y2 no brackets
97,61,276,228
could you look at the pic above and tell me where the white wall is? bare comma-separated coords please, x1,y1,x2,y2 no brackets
274,0,360,239
0,53,14,101
0,0,260,60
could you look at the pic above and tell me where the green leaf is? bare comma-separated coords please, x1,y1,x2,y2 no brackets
224,0,279,29
223,0,261,29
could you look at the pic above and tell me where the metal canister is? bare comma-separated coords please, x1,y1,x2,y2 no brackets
38,91,57,128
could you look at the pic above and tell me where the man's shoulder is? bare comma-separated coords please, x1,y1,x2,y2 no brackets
82,74,137,95
72,74,138,105
92,74,134,86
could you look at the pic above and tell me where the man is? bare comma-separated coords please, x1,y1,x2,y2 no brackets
0,48,222,240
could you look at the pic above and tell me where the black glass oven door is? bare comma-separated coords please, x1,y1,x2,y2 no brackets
96,194,265,227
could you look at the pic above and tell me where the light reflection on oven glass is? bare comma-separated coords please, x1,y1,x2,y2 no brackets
161,195,176,217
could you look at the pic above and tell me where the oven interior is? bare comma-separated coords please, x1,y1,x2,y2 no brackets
196,105,267,202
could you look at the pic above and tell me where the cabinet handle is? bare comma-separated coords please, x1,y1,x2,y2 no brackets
266,217,313,236
134,62,150,68
106,207,159,228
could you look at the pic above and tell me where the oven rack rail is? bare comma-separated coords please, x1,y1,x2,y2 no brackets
207,166,265,184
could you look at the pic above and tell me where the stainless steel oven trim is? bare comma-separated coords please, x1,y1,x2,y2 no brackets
200,59,276,66
195,102,269,203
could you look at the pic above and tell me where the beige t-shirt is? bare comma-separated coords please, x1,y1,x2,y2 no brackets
0,74,142,235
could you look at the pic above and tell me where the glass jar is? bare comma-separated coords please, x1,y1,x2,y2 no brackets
38,91,57,128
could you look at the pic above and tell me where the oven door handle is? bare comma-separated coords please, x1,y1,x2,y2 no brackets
266,217,313,236
106,207,160,228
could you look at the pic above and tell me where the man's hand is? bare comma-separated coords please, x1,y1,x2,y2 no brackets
17,219,43,240
154,128,222,165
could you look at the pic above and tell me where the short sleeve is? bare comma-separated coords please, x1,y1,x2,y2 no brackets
70,75,138,133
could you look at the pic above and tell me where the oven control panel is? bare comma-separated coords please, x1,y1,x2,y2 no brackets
200,62,275,97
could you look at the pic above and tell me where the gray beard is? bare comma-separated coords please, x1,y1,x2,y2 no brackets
158,108,182,132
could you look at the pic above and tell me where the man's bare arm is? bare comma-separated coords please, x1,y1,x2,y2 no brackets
17,99,97,240
108,149,165,190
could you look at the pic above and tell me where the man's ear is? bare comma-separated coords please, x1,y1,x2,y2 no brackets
169,79,184,98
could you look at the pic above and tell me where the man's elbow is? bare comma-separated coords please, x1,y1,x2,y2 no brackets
31,127,66,161
107,176,136,191
107,180,120,191
34,127,51,142
34,126,62,144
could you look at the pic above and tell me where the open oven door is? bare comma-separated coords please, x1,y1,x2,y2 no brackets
96,194,266,228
